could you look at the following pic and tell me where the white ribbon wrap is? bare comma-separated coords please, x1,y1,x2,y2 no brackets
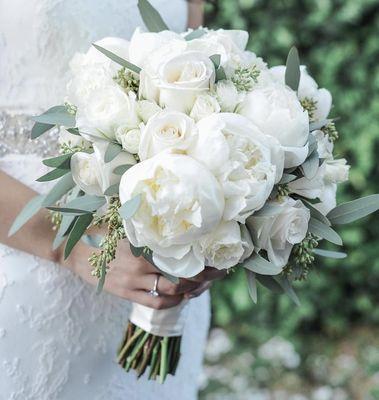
129,300,189,337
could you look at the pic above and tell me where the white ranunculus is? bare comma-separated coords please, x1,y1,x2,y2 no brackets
189,113,284,223
137,100,162,123
199,221,254,270
138,110,197,160
190,94,220,122
270,65,332,122
157,51,216,113
237,83,310,168
71,142,136,196
116,125,142,154
119,152,225,277
76,88,140,141
246,198,310,267
214,80,240,112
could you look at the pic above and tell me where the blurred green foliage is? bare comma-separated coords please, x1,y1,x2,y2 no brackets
205,0,379,341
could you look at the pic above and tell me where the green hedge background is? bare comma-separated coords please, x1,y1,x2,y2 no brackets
204,0,379,352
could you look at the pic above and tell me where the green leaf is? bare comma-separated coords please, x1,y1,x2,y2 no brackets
92,43,141,74
64,195,106,212
64,213,93,259
279,173,297,184
52,215,77,250
43,153,73,169
47,207,92,215
8,195,44,236
119,194,141,219
242,253,283,275
104,142,122,163
138,0,169,32
274,276,301,306
42,174,75,207
130,243,144,257
327,194,379,225
256,275,284,294
113,164,133,175
301,199,331,226
82,234,103,248
285,46,300,91
31,122,55,139
216,67,227,82
52,233,67,251
184,28,206,41
308,217,343,246
32,105,76,127
66,127,80,135
245,270,257,303
210,54,221,69
96,259,107,294
104,183,119,196
301,150,319,179
36,168,69,182
313,249,347,259
307,133,318,156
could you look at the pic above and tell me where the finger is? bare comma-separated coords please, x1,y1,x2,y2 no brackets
188,267,227,282
132,290,183,310
184,281,212,299
137,274,202,295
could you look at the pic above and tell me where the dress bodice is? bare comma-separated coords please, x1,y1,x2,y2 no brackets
0,0,188,114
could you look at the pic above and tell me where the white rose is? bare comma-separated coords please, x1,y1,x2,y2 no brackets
237,83,309,168
138,109,197,160
119,152,225,277
270,65,332,122
137,100,162,123
190,94,220,122
116,125,142,154
214,80,240,112
157,51,216,113
199,221,254,270
246,197,310,267
189,113,284,222
71,142,136,196
76,88,140,141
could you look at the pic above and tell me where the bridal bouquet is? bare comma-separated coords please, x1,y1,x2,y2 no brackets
11,0,379,383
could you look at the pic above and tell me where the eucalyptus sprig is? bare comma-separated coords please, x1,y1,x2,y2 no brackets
231,64,260,92
322,121,339,142
114,67,139,93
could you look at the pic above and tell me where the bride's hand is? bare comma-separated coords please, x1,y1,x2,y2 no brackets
69,238,225,310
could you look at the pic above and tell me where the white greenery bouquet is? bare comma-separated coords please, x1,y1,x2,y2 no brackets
10,0,379,383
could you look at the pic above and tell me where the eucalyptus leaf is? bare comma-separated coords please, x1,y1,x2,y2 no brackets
64,213,93,259
242,253,283,275
301,199,331,226
64,195,106,212
301,150,319,179
8,195,44,236
32,105,75,127
274,276,301,306
130,244,145,257
52,215,77,250
113,164,133,175
82,234,103,248
31,122,54,139
104,142,122,163
256,275,284,294
184,28,206,41
216,67,227,81
279,173,297,184
66,127,80,135
96,259,107,294
285,46,300,91
42,174,76,207
43,153,73,169
36,168,70,182
47,206,92,215
307,133,318,156
92,43,141,74
210,54,221,69
138,0,169,32
52,233,67,251
119,194,141,219
245,270,257,303
313,248,347,259
308,217,343,245
327,194,379,225
104,183,119,196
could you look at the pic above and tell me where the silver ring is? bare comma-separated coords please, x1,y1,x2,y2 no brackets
148,275,160,297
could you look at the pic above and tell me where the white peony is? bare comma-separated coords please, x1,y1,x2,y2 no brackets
116,125,142,154
270,65,332,122
190,94,220,122
237,83,309,168
71,142,136,196
246,197,310,267
157,51,216,113
189,113,284,223
137,100,162,123
214,80,240,112
119,152,225,277
199,221,254,270
76,88,140,141
138,109,197,160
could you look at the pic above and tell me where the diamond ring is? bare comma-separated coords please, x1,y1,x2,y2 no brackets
148,275,160,297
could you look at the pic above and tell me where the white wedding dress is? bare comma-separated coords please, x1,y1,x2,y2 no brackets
0,1,210,399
